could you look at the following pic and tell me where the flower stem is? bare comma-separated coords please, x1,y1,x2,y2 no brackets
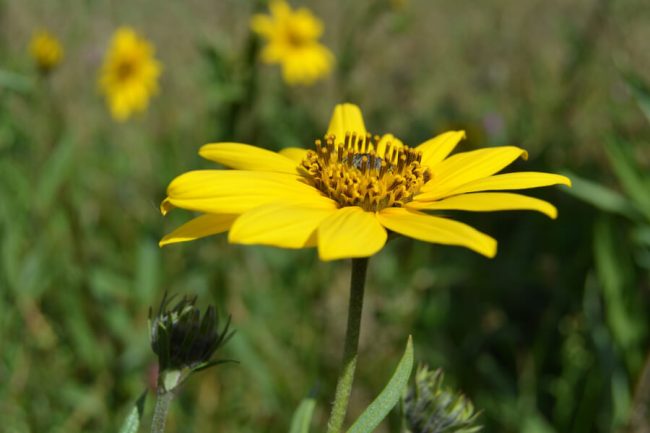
326,257,369,433
150,390,174,433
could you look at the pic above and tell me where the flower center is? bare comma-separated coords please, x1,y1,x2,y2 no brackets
284,23,311,48
300,132,431,211
115,58,136,81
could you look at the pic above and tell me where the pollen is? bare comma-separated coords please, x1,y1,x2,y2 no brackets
300,132,432,211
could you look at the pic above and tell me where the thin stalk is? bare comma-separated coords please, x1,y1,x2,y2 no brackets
326,257,369,433
150,391,174,433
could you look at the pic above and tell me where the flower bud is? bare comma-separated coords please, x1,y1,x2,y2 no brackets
149,293,234,393
404,366,481,433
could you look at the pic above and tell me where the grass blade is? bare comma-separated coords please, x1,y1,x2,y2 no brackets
289,398,316,433
118,391,147,433
346,336,414,433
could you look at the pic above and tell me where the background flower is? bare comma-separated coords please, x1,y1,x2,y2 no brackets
29,30,63,73
251,0,333,86
99,27,162,121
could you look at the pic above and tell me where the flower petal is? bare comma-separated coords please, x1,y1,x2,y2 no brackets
377,207,497,258
160,214,238,247
166,170,332,214
199,142,299,174
318,207,387,260
326,103,367,142
376,133,405,159
229,202,337,248
408,192,558,218
422,146,528,195
160,198,174,216
279,147,308,162
416,131,466,168
416,171,571,201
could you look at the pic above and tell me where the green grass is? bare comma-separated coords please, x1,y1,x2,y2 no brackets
1,0,650,432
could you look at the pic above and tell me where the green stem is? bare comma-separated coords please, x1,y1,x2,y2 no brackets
150,391,174,433
326,257,369,433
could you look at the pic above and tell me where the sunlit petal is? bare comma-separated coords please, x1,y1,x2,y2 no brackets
199,142,299,174
166,170,332,214
326,103,367,141
417,131,466,168
417,172,571,201
377,207,497,258
279,147,308,162
318,207,387,260
160,214,238,247
422,146,528,195
408,192,558,218
229,202,337,248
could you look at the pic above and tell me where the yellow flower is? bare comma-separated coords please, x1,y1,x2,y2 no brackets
160,103,570,260
29,30,63,73
250,0,333,86
99,27,161,121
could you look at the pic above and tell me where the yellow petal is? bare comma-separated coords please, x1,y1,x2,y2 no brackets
408,192,558,218
250,15,274,36
160,214,238,247
318,207,387,260
229,202,337,248
326,103,367,142
166,170,332,214
377,207,497,258
199,143,299,174
416,172,571,201
279,147,308,163
376,133,405,159
417,131,466,168
422,146,528,195
160,198,174,216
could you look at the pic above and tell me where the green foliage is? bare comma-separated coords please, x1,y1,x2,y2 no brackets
118,391,147,433
347,337,414,433
1,1,650,433
289,398,317,433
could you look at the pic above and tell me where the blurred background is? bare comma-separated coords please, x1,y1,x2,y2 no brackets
1,0,650,432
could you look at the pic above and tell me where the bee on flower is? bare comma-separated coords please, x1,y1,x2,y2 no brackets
29,30,63,74
99,27,161,121
251,0,334,86
159,103,570,261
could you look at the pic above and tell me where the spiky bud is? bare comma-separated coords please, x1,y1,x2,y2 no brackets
404,366,482,433
149,293,234,393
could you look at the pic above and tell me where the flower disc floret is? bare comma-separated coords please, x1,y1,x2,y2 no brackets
301,133,431,211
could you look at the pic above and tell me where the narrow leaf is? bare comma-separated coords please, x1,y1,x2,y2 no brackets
623,71,650,124
289,398,316,433
346,336,414,433
604,139,650,220
560,170,638,219
118,390,147,433
35,134,76,212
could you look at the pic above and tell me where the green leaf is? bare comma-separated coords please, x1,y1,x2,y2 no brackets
0,69,33,94
623,71,650,124
288,398,316,433
594,217,645,370
604,138,650,221
118,391,147,433
346,336,414,433
34,134,76,213
561,170,638,219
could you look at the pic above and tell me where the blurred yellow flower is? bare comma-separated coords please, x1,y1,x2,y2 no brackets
99,27,161,121
29,30,63,73
160,103,570,261
250,0,333,86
